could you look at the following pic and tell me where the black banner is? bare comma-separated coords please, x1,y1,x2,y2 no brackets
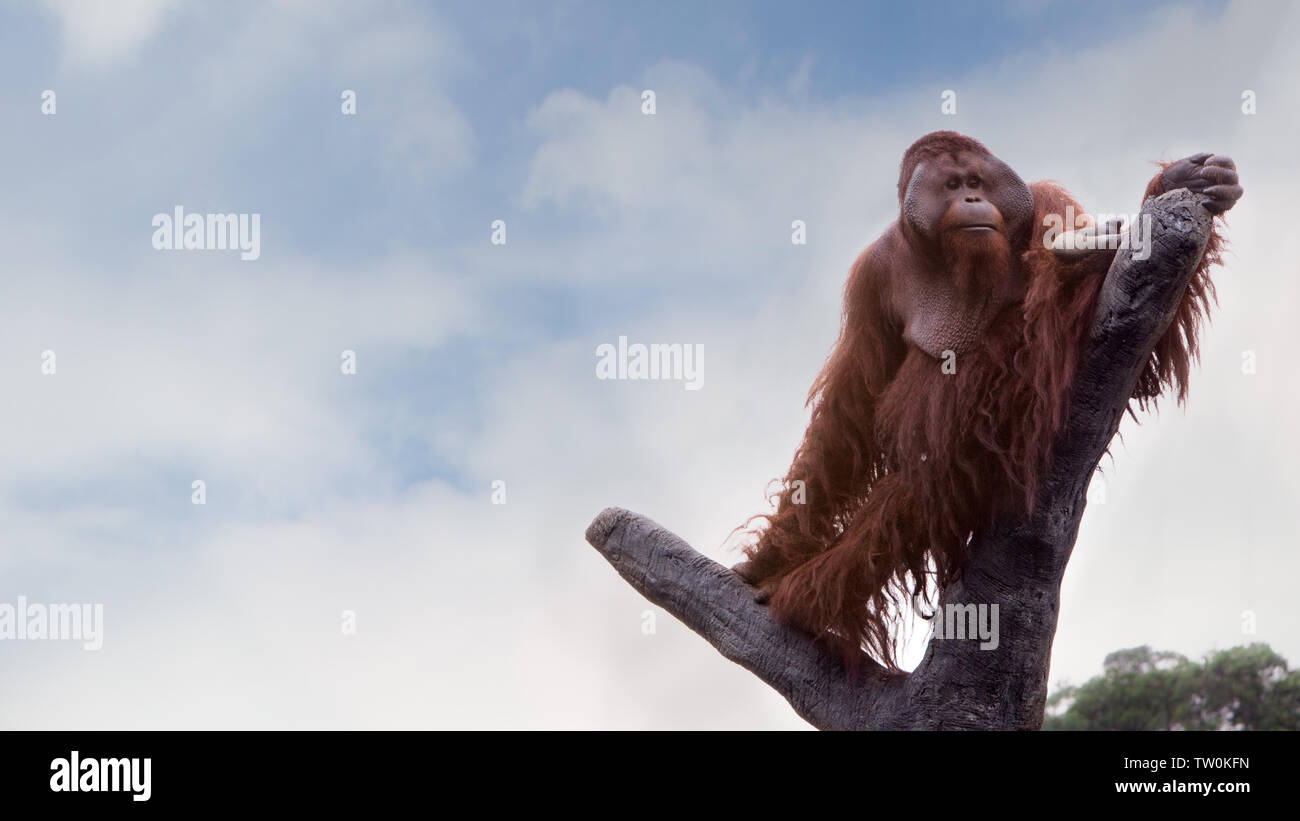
2,730,1289,808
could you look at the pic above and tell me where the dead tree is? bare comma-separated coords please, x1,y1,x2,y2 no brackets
584,189,1215,730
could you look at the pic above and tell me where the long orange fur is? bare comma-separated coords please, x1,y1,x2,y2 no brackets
740,133,1223,670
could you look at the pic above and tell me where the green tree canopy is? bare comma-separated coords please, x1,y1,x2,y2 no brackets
1045,643,1300,730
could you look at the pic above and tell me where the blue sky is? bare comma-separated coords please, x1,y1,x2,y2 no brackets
0,0,1294,729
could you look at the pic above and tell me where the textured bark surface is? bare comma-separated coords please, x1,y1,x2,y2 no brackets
585,189,1213,730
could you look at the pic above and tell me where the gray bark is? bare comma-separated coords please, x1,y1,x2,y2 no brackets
584,189,1214,730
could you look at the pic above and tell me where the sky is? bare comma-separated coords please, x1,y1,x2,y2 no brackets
0,0,1295,729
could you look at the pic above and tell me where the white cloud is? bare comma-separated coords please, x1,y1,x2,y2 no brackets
43,0,180,68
